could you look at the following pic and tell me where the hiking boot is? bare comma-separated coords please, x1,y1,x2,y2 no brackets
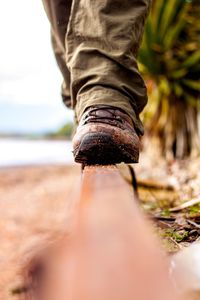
72,105,140,165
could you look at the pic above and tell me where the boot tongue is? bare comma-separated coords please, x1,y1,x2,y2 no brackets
91,108,114,118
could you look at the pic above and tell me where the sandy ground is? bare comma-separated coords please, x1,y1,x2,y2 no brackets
0,164,80,299
1,158,199,299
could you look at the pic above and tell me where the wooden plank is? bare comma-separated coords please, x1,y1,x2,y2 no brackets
61,165,181,300
25,165,181,300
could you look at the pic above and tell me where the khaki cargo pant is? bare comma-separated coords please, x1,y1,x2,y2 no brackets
42,0,150,135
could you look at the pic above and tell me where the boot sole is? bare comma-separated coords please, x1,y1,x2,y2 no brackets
73,132,139,165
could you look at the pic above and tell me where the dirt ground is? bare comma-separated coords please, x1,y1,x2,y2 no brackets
0,165,80,299
0,154,200,299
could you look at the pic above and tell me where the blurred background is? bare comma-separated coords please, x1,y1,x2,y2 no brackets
1,0,200,167
0,0,199,167
0,0,74,167
139,0,200,160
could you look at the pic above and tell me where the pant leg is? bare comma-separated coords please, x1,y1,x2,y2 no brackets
42,0,72,108
51,31,71,107
66,0,150,135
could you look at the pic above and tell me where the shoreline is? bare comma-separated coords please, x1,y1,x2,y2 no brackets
0,162,73,171
0,139,73,167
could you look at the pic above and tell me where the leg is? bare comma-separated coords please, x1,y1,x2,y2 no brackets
42,0,72,107
68,0,151,164
66,0,150,135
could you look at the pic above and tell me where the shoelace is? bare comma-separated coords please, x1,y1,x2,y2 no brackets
82,106,124,126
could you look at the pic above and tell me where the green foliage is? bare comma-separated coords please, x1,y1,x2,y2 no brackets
56,122,74,138
165,229,189,243
47,122,74,139
139,0,200,159
188,204,200,216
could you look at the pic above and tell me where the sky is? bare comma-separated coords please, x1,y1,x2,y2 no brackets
0,0,73,134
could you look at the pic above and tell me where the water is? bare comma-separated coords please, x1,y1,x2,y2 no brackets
0,139,73,167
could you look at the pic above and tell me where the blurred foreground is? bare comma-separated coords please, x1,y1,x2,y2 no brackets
0,165,181,300
0,140,200,299
0,165,79,299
